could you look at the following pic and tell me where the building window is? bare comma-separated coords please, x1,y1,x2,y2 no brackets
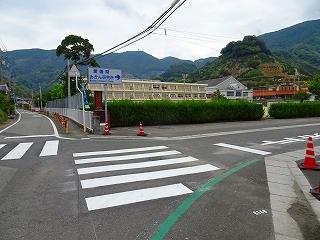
236,91,242,97
227,91,234,96
153,85,160,89
243,92,248,97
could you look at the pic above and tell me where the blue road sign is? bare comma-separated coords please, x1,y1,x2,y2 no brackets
88,68,122,84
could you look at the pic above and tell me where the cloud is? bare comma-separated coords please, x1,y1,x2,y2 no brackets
0,0,319,60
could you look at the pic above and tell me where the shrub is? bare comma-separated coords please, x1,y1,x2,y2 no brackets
269,102,320,119
0,109,8,123
0,93,14,115
107,100,263,127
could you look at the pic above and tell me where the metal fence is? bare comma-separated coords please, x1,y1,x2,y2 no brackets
46,93,93,131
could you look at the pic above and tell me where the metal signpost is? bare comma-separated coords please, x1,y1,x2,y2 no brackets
69,65,86,132
87,68,122,126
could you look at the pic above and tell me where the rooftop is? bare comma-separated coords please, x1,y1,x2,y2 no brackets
197,76,232,87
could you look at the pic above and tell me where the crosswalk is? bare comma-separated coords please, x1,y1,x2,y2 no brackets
73,145,220,211
0,140,59,160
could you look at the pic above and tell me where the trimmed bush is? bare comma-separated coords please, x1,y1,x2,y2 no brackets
269,102,320,119
108,100,264,127
0,109,8,124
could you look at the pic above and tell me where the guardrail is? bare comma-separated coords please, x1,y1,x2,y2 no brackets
46,108,93,132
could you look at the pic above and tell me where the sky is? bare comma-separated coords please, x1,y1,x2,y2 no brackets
0,0,319,61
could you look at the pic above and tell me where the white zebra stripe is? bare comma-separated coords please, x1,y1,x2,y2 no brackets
1,142,33,160
80,164,218,189
85,184,193,211
77,156,199,175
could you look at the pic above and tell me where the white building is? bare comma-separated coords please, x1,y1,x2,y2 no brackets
88,79,207,101
198,76,253,100
0,83,9,94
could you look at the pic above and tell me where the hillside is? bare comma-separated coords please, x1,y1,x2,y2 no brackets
6,49,212,93
259,19,320,74
188,36,297,88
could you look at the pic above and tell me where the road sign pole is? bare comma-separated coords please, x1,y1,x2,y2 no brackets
75,74,86,132
104,84,108,125
67,60,71,97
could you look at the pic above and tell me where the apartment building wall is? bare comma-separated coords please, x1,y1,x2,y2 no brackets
88,80,207,100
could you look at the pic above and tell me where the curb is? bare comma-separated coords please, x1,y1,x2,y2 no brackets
265,148,320,240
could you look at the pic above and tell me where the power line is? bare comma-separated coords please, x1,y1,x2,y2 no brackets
150,32,220,50
158,27,239,40
151,31,226,45
77,0,187,64
54,0,187,82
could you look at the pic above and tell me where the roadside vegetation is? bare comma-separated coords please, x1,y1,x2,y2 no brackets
0,93,15,124
269,102,320,119
107,99,264,127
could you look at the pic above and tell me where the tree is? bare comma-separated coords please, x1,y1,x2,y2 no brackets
211,89,227,101
49,83,65,100
220,35,271,59
308,74,320,96
56,35,99,97
56,35,99,66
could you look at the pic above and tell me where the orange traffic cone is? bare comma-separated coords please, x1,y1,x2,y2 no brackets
137,122,146,136
298,137,320,170
103,121,111,135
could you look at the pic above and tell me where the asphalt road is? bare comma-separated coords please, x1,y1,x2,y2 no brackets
0,110,319,240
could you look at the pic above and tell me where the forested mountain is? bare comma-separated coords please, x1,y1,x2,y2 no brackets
188,36,297,88
6,49,212,93
6,19,320,95
259,19,320,74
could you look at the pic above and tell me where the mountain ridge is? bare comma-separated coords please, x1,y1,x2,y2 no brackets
6,49,213,93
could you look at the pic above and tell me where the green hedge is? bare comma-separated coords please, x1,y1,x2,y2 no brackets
269,102,320,119
0,93,14,116
0,109,8,124
108,100,264,127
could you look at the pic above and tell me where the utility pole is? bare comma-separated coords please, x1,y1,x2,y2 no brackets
182,73,188,100
67,60,71,108
295,68,300,92
31,90,34,110
39,84,43,110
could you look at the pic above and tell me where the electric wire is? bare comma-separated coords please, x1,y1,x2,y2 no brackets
151,31,226,45
158,27,239,39
55,0,187,81
150,32,219,50
78,0,187,63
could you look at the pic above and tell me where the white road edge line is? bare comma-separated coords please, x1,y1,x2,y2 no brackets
80,164,218,189
85,183,193,211
73,146,169,158
1,142,33,160
77,156,199,175
214,143,272,156
74,150,181,165
41,114,60,138
40,140,59,157
5,134,55,139
0,111,21,134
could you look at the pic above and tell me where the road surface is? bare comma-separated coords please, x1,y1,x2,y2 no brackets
0,109,319,239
